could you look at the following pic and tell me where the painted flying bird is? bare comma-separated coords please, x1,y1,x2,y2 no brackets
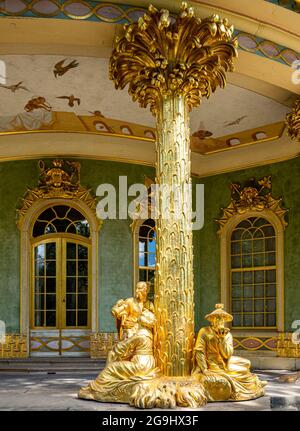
53,59,79,78
224,115,247,127
88,110,104,117
0,81,29,92
56,94,80,107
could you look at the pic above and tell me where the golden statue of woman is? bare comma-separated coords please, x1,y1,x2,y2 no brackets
78,308,160,404
192,304,267,401
111,281,154,340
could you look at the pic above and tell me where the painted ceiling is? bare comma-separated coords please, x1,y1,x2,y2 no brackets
0,55,289,138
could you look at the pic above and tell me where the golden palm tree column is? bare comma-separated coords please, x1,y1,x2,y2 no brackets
109,2,237,377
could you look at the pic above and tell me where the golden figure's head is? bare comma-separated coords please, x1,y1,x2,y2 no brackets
135,281,149,303
205,304,233,329
138,309,156,329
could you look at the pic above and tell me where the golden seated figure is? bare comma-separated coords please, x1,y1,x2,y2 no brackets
78,308,160,404
192,304,267,401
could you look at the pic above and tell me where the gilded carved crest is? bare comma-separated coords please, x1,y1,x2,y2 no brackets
216,176,288,234
285,99,299,141
17,159,98,226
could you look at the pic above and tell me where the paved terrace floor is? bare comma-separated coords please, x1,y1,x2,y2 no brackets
0,370,299,411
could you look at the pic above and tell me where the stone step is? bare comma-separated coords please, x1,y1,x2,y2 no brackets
0,358,106,372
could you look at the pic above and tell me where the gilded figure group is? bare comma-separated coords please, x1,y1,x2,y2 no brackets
78,282,266,408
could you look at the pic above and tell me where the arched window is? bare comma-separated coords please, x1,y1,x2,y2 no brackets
230,217,277,328
137,219,156,300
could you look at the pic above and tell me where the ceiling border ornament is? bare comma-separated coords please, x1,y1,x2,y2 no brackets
285,98,300,140
17,159,98,227
216,176,288,234
0,1,299,67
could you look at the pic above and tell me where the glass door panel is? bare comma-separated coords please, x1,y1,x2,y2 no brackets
33,241,57,328
64,241,89,328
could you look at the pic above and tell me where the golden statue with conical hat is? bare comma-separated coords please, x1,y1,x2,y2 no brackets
192,304,267,401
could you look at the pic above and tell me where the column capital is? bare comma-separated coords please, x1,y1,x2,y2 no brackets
109,2,238,115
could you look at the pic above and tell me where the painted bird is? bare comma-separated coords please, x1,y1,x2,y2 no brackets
88,110,104,117
224,115,247,127
0,81,29,92
53,59,79,78
56,95,80,107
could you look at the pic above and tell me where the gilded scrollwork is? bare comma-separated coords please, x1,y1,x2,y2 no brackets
17,159,98,227
286,98,300,141
216,176,288,233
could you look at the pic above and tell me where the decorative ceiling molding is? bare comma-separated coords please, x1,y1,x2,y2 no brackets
17,159,98,227
216,176,288,234
0,1,299,67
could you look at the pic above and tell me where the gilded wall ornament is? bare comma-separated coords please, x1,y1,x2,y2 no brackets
216,176,288,233
17,159,98,227
286,99,300,141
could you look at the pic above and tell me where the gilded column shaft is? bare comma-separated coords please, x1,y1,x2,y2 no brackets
155,95,194,376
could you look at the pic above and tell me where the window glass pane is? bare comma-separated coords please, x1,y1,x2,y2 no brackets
78,295,88,309
46,278,56,293
46,294,56,310
266,270,276,283
66,311,76,326
36,260,45,276
35,311,44,327
267,313,276,326
67,243,76,259
66,277,76,293
78,311,87,327
67,261,76,276
254,270,264,283
243,313,254,327
232,300,241,312
243,300,253,312
46,261,56,276
266,284,276,297
232,314,241,327
232,284,242,298
265,252,276,266
244,285,253,298
254,284,264,298
242,254,252,267
35,278,44,294
254,314,264,326
46,243,56,260
231,255,241,268
35,245,45,260
253,239,264,253
78,261,88,276
253,253,264,266
266,299,276,312
46,311,56,327
78,278,88,293
231,272,241,284
243,271,253,284
78,244,88,259
254,299,264,312
35,294,44,310
66,294,76,309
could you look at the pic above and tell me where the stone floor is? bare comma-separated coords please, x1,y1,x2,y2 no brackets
0,370,299,411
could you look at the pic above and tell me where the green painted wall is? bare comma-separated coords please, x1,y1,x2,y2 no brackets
0,157,299,333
